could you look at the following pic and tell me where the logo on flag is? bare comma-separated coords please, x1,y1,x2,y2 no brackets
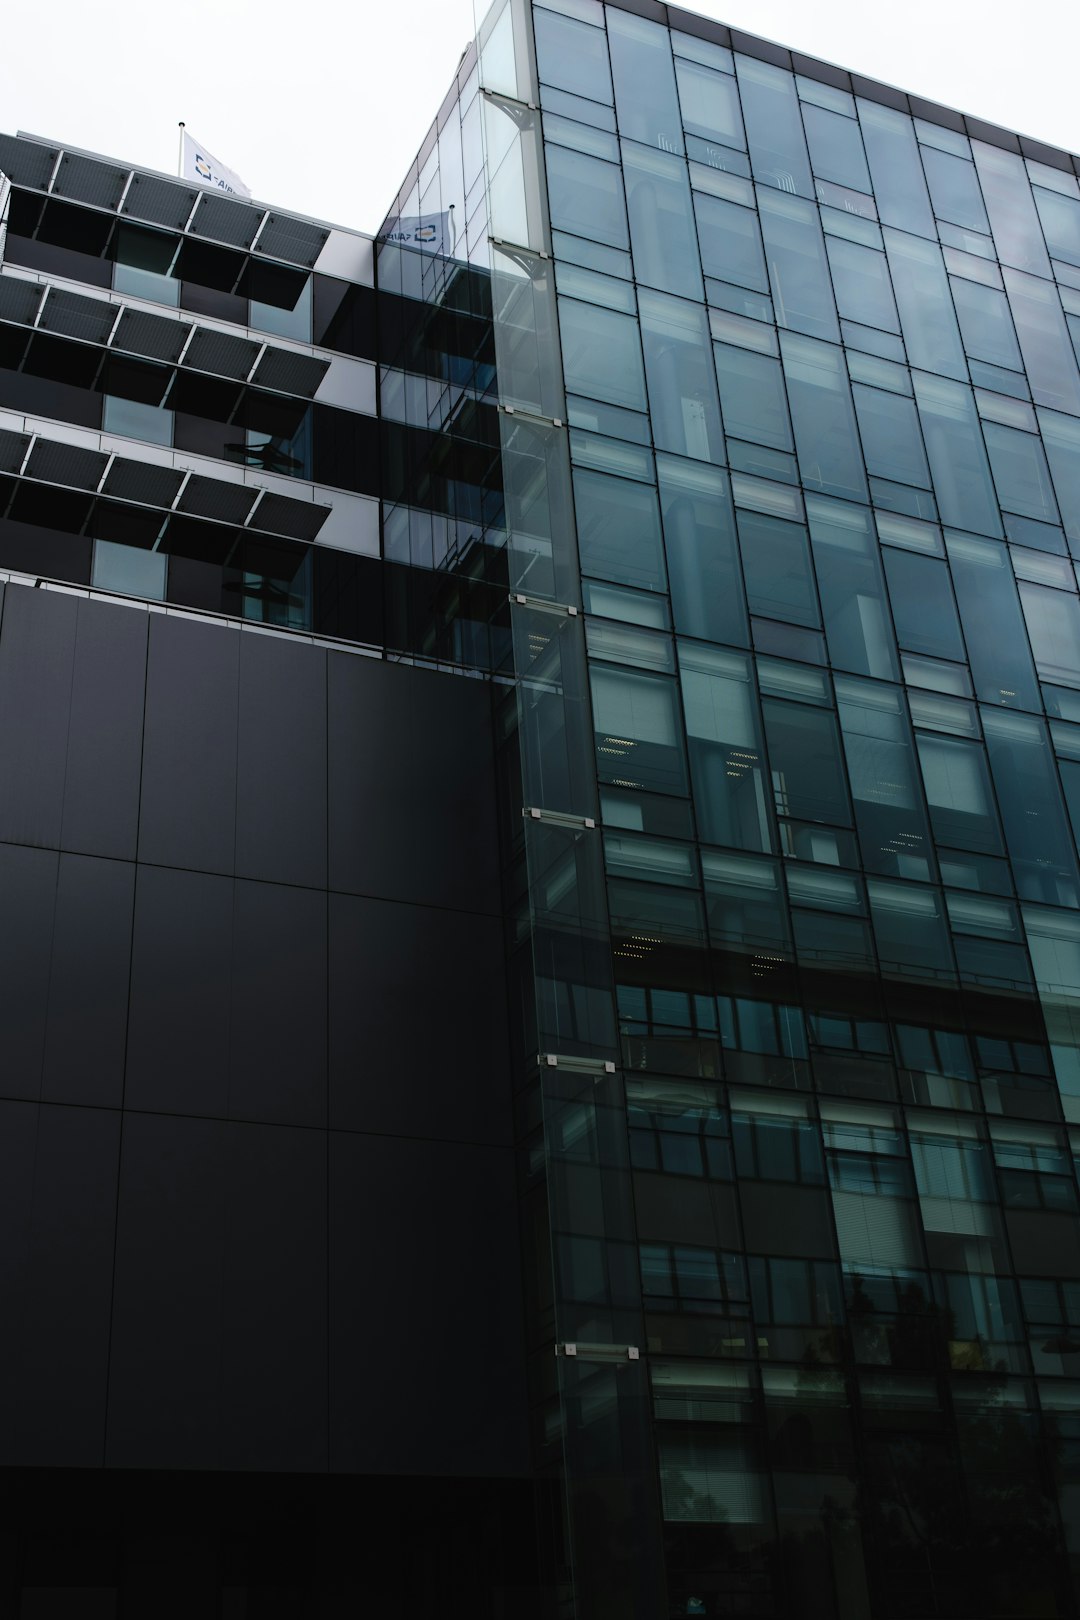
180,130,251,199
384,212,454,256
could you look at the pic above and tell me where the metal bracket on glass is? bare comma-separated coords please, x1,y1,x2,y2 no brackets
507,593,579,618
523,806,596,830
537,1053,618,1078
556,1342,642,1363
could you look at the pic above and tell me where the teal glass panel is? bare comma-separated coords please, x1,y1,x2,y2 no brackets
857,99,935,239
806,497,899,680
606,7,684,154
534,6,613,102
945,531,1040,710
674,57,745,149
762,697,852,825
835,676,935,880
92,539,166,600
983,709,1080,904
1039,409,1080,551
915,732,1005,855
591,662,688,795
868,879,955,983
1002,268,1080,416
950,275,1024,371
758,190,840,343
545,143,629,248
971,140,1053,278
883,228,967,381
853,384,931,489
982,420,1060,524
559,296,647,410
921,147,990,234
802,102,871,195
693,192,768,292
1034,186,1080,268
638,289,723,463
737,510,820,628
1017,580,1080,687
884,548,966,661
714,344,792,451
779,331,868,503
657,455,749,649
912,373,1002,538
735,55,814,200
825,236,900,333
679,641,773,852
574,466,667,592
622,143,704,301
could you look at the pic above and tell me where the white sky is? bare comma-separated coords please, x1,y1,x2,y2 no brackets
0,0,1076,235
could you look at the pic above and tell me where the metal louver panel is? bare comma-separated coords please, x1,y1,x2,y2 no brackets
177,474,258,524
188,192,263,250
38,288,116,344
183,326,260,380
251,348,330,399
0,277,45,327
0,428,30,474
250,491,330,541
121,174,199,229
254,214,330,269
0,135,58,190
25,439,109,490
51,153,129,210
102,457,185,507
112,308,191,364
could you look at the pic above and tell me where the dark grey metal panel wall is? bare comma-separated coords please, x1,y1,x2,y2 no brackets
0,582,528,1481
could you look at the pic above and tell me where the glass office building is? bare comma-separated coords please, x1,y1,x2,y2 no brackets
7,0,1080,1614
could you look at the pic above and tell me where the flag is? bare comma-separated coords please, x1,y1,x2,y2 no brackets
180,130,251,199
384,213,454,255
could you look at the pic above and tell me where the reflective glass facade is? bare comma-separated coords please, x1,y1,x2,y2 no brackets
385,2,1080,1615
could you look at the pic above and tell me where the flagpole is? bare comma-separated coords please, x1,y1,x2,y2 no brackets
177,122,185,180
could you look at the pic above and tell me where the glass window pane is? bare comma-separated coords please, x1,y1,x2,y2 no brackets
1002,267,1080,416
607,7,683,153
715,344,792,451
763,698,852,825
622,143,704,301
736,55,814,199
559,296,647,410
802,102,871,194
592,664,688,794
950,276,1023,371
534,6,614,103
945,532,1040,710
825,236,900,333
1034,186,1080,268
806,496,899,680
884,228,967,381
694,192,768,292
638,288,724,462
679,641,772,851
913,373,1002,539
983,709,1080,903
1039,408,1080,550
737,510,820,628
858,99,935,238
916,733,1004,855
1018,580,1080,687
574,466,667,591
658,455,749,649
971,140,1053,278
92,539,166,600
853,384,930,488
921,147,990,234
780,330,868,503
982,420,1060,523
545,144,629,248
835,676,935,880
758,190,840,343
884,548,965,661
675,57,745,149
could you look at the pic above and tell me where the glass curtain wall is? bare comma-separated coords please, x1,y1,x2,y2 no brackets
514,0,1080,1615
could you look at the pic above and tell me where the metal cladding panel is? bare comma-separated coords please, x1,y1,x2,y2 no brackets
251,347,330,399
187,191,263,249
51,152,129,211
177,473,258,525
249,491,330,541
38,288,116,345
0,277,45,327
112,308,191,365
254,214,330,269
25,438,109,491
183,325,260,380
0,135,57,190
0,428,30,474
121,172,199,229
101,457,184,508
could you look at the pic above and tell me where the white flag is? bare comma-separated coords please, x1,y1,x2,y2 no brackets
384,212,454,255
180,130,251,199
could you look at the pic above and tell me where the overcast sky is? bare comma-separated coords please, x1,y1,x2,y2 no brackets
1,0,1076,235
